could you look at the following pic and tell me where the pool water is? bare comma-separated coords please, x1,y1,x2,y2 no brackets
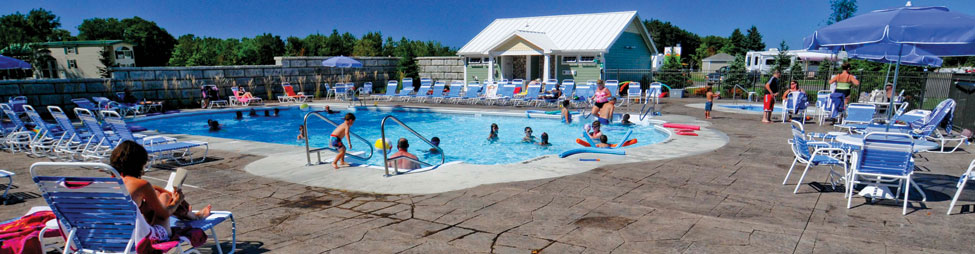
133,106,669,166
719,104,782,113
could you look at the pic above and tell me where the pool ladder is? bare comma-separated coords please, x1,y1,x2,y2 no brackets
380,115,445,177
303,111,374,166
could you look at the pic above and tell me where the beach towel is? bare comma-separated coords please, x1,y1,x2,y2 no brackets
0,211,59,254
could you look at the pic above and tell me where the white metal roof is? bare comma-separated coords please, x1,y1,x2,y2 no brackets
458,11,648,55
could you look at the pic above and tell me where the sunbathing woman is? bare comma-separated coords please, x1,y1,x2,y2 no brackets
112,141,211,242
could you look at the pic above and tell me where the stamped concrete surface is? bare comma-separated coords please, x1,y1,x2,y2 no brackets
2,98,974,253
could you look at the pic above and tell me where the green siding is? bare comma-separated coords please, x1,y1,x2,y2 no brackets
605,32,652,70
557,56,601,82
465,59,501,83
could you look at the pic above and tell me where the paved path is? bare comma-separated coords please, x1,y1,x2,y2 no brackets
2,98,973,253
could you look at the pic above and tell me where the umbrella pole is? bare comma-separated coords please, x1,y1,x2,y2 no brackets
882,63,892,89
886,44,903,132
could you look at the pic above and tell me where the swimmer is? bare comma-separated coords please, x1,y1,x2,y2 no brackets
538,132,551,146
264,110,270,116
428,137,441,154
235,111,243,119
387,138,420,170
296,125,306,141
588,121,602,140
597,97,616,125
522,127,536,143
207,119,220,131
561,100,572,124
274,108,280,116
330,113,355,169
621,114,633,125
488,123,499,142
248,108,257,116
324,105,338,114
595,135,611,148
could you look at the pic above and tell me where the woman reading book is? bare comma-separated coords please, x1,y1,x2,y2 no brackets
111,140,212,241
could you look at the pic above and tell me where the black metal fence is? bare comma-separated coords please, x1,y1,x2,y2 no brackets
604,69,957,111
948,74,975,131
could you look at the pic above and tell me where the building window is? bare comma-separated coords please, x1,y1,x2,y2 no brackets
579,56,596,63
468,57,481,64
563,56,577,63
65,47,78,54
67,60,78,69
115,46,133,59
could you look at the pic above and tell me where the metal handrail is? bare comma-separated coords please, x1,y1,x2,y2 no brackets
303,111,373,166
380,115,445,176
639,92,655,121
732,84,747,105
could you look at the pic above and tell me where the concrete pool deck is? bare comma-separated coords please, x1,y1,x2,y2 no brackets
2,97,974,253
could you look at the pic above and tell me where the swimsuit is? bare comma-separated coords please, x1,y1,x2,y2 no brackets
330,135,344,149
594,88,609,108
705,101,713,111
598,117,609,125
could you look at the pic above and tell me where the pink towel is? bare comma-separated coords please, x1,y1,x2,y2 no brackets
0,211,59,254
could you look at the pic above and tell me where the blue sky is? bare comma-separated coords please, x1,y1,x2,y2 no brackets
3,0,973,50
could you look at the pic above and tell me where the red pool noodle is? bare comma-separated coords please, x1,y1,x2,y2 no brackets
662,123,701,130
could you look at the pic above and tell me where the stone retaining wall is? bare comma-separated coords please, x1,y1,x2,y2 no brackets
417,56,464,81
0,56,398,114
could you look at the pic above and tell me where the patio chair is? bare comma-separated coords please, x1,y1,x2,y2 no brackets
76,112,114,162
30,161,236,254
279,83,308,103
48,106,94,161
782,92,809,124
70,98,102,116
455,83,481,104
410,82,433,103
835,103,877,133
391,79,415,101
561,79,576,102
626,82,643,105
948,159,975,215
572,83,594,108
511,79,525,97
377,80,398,101
7,96,28,115
104,117,208,167
198,85,228,109
1,103,33,153
605,80,620,98
440,81,464,103
782,121,849,194
544,79,559,93
515,83,542,107
426,81,447,103
846,132,926,215
360,82,373,99
492,82,517,106
23,105,63,158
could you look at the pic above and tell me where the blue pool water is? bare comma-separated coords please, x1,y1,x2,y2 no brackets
133,106,669,166
719,104,783,113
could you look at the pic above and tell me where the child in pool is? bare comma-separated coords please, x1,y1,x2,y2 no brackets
588,121,602,140
522,127,536,143
537,132,551,146
324,105,338,114
207,119,220,131
330,113,355,169
488,123,499,141
597,97,616,125
621,114,633,125
595,135,611,148
561,100,572,124
248,108,257,116
428,137,441,154
296,125,306,141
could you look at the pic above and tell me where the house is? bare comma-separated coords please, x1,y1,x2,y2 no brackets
701,53,735,73
36,40,136,78
457,11,657,83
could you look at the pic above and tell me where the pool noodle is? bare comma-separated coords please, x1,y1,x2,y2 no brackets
662,123,701,130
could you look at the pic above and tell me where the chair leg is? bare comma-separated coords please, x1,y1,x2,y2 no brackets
947,178,968,215
794,163,814,194
847,173,855,209
909,178,927,202
783,158,799,185
903,177,911,215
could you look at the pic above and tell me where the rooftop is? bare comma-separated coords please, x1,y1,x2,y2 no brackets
458,11,653,55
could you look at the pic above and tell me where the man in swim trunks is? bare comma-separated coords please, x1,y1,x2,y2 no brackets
330,113,355,169
598,97,617,125
387,138,420,170
763,70,781,123
591,80,611,117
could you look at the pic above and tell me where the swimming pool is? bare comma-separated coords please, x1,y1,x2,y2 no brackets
718,104,783,113
133,106,669,166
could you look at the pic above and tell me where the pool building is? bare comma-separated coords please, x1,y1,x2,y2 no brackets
457,11,658,83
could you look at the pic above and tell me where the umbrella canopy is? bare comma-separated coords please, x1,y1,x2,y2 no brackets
804,6,975,57
0,54,31,70
321,56,363,68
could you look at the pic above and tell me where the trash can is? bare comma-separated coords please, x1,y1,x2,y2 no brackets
671,89,684,98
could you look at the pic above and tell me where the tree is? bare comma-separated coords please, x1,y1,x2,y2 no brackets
121,17,176,66
0,8,63,50
244,33,285,65
722,28,747,57
787,57,804,83
724,54,748,88
352,31,382,56
771,41,791,73
643,19,701,67
658,55,688,89
744,26,765,52
77,18,125,40
285,36,304,56
691,35,727,69
827,0,857,25
97,46,115,78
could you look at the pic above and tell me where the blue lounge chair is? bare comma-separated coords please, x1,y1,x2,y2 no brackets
492,82,517,106
76,112,116,161
626,82,643,105
7,96,27,115
572,83,594,108
23,105,63,158
391,80,414,102
948,159,975,215
440,81,464,103
782,92,809,124
458,83,482,104
410,82,433,103
1,103,33,153
605,80,620,98
377,80,398,101
425,81,446,103
93,96,138,117
835,103,877,133
48,106,94,161
783,120,849,194
104,117,208,167
71,98,102,116
30,161,236,254
847,132,926,215
516,83,542,107
360,82,373,97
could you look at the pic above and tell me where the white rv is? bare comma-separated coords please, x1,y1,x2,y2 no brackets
745,49,835,74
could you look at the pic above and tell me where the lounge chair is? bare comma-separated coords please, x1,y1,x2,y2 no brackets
23,105,63,158
30,161,236,254
783,120,850,194
198,85,228,109
70,98,102,116
948,159,975,215
782,92,809,124
360,82,373,100
515,83,542,107
426,81,447,103
104,117,208,167
393,79,416,102
377,80,398,101
457,83,481,104
492,82,517,106
76,112,115,162
93,96,140,117
1,103,33,153
230,86,262,106
648,82,663,104
440,81,464,103
334,83,352,101
572,83,594,108
48,106,94,161
847,132,926,215
605,80,620,98
410,82,433,103
6,96,27,115
279,83,308,103
835,103,877,133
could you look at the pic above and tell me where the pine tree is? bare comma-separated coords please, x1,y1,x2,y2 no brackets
97,46,115,78
744,26,765,51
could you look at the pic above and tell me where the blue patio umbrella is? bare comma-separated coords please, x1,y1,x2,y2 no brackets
0,54,31,70
804,5,975,129
322,56,363,82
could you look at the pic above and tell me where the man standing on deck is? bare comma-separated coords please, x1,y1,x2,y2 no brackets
762,70,781,123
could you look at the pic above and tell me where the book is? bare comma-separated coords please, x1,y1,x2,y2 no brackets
164,168,188,193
